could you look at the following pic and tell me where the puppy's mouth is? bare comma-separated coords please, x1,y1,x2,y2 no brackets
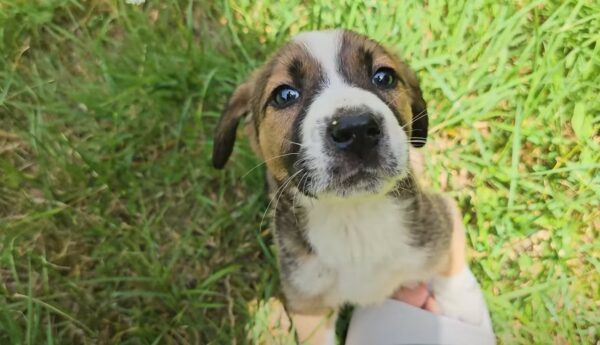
291,157,403,198
325,163,401,196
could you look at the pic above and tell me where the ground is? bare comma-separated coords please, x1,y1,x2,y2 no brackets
0,1,599,344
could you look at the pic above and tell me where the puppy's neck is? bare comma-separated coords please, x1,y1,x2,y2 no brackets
295,175,421,268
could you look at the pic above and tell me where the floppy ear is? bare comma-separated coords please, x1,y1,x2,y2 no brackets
400,64,428,148
212,81,254,169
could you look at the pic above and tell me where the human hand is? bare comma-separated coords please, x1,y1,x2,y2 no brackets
392,283,440,313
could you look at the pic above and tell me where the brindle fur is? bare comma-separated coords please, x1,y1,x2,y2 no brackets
272,173,453,313
213,29,453,315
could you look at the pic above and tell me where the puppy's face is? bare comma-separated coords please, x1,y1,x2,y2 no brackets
213,30,428,197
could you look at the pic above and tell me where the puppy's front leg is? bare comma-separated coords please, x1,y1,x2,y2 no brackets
431,197,493,331
259,297,336,345
289,309,337,345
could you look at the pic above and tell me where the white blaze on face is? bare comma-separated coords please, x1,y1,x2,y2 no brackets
292,30,408,195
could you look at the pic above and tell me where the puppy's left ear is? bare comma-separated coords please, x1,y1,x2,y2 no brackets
212,81,254,169
400,64,428,148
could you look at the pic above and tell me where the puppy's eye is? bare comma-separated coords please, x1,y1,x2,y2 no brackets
371,68,397,89
271,85,300,107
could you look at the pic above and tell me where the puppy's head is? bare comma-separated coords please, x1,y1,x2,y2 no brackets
213,29,428,197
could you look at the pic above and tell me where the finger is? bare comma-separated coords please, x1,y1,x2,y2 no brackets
391,283,429,307
423,296,441,314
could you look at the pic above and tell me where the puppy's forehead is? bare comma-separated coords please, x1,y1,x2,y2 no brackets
292,29,344,84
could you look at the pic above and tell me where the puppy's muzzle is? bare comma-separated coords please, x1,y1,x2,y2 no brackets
327,113,382,159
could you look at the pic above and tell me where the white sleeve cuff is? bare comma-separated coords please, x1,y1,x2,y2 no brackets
430,267,494,333
346,299,496,345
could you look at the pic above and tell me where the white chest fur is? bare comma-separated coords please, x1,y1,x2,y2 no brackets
291,195,433,307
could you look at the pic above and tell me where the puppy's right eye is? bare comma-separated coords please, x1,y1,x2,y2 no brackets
371,68,398,89
271,85,300,108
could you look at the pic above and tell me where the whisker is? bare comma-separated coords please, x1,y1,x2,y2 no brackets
400,109,428,131
241,152,299,178
269,169,304,227
285,139,306,148
258,169,304,232
292,171,310,218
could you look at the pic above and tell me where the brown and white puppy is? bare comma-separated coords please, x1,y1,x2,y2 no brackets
213,29,454,342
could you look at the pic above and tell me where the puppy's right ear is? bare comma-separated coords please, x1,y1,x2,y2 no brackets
212,81,253,169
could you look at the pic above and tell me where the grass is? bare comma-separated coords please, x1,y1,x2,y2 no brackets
0,0,598,344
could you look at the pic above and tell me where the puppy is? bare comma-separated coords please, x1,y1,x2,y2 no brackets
213,29,454,342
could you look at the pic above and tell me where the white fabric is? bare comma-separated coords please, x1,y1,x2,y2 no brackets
346,268,495,345
430,268,493,333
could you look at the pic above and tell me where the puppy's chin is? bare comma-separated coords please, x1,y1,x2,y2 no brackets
287,149,409,199
300,165,407,199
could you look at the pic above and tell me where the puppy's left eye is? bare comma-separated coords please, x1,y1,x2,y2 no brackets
271,85,300,108
371,68,398,89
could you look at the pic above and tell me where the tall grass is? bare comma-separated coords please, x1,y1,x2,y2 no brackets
0,1,598,344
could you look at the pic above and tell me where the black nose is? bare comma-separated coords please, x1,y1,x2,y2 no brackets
328,113,382,156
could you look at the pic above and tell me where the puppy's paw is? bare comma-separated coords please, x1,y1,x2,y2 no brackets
248,297,295,345
248,297,337,345
290,310,337,345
